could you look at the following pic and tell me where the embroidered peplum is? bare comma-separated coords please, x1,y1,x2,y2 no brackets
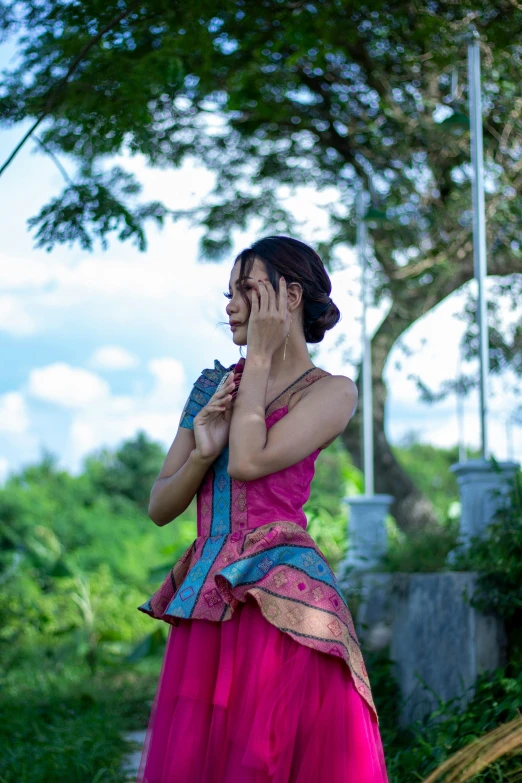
138,357,377,720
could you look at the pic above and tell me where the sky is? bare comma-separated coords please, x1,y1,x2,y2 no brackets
1,53,521,485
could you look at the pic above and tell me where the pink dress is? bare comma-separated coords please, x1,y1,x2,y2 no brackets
137,358,389,783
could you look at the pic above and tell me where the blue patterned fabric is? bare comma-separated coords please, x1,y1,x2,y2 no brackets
218,544,348,607
164,535,228,618
179,359,235,430
211,446,233,536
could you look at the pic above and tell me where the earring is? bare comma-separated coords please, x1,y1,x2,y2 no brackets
283,317,292,361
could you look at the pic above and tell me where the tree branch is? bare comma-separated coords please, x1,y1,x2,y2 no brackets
0,0,142,178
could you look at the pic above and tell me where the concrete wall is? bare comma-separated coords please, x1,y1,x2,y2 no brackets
339,571,507,725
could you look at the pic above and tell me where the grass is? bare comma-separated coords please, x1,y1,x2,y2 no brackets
0,659,159,783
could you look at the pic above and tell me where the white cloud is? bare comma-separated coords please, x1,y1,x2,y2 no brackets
146,357,186,400
67,356,187,472
0,250,62,291
27,363,110,409
0,294,39,336
0,224,233,341
0,391,30,433
0,456,9,486
90,345,139,371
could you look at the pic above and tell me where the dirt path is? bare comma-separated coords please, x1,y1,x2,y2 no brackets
122,729,146,781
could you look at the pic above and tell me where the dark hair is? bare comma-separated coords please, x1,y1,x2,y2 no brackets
230,235,341,343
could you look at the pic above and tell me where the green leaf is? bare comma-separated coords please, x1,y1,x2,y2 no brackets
364,207,388,221
49,558,73,578
439,112,470,129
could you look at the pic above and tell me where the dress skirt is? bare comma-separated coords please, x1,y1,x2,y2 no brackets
137,593,389,783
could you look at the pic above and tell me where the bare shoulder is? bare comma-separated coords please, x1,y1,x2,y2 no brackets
291,370,358,449
308,369,357,398
319,371,357,408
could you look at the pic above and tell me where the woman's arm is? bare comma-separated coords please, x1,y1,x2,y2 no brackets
149,367,237,527
148,427,216,527
228,365,357,481
227,353,271,476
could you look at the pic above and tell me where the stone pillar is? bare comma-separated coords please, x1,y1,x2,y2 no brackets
450,459,519,549
336,495,393,584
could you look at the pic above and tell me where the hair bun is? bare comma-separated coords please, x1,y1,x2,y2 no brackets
305,296,332,321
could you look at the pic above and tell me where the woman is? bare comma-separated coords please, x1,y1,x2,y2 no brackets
137,236,389,782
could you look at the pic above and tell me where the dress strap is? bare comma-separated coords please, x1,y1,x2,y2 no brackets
265,366,331,418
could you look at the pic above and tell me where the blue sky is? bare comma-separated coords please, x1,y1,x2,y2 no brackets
1,46,520,485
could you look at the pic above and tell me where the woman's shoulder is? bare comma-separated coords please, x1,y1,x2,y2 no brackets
289,366,356,402
311,366,357,392
300,367,358,412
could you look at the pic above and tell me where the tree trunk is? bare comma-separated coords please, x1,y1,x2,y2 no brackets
340,244,488,532
342,376,442,533
341,299,443,534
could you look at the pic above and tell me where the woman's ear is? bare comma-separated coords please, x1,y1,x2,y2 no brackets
286,281,303,312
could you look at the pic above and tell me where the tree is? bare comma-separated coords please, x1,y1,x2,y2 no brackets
2,0,522,530
83,431,166,512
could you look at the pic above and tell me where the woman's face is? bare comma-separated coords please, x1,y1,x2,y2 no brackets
225,257,270,344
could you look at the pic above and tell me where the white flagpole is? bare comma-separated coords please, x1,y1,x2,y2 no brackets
468,27,490,459
357,188,374,495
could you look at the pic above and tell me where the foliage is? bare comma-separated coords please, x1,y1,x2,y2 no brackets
373,441,498,573
27,164,167,252
421,714,522,783
368,469,522,780
453,468,522,666
0,432,191,780
0,430,366,777
304,436,363,570
370,661,522,783
393,441,472,524
83,430,167,514
454,469,522,621
1,1,521,269
379,520,460,573
1,1,520,361
0,435,193,676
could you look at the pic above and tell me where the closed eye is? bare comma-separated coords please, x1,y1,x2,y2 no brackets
223,286,253,299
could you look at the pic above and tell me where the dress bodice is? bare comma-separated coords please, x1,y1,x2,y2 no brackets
192,358,331,538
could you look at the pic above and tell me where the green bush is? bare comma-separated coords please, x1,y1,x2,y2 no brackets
379,520,460,573
454,469,522,620
305,437,363,570
369,658,522,782
392,441,479,524
453,468,522,668
0,437,187,781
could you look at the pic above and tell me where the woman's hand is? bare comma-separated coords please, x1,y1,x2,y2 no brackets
247,276,292,359
193,373,237,460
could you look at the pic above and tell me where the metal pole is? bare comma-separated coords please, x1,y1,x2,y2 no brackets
357,188,374,496
457,348,467,463
506,414,514,461
468,29,490,459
